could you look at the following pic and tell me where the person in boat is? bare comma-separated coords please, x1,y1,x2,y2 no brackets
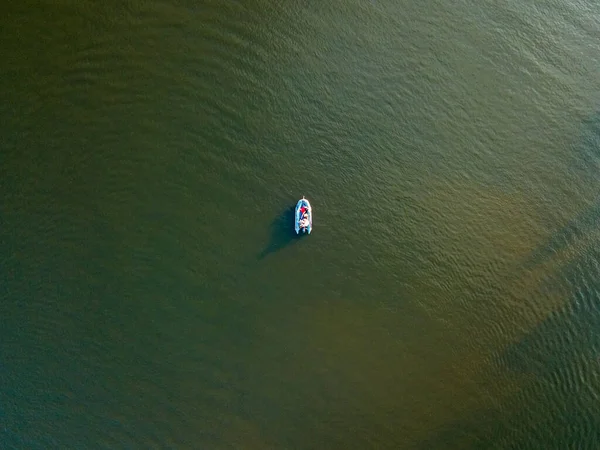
300,217,309,228
299,205,308,220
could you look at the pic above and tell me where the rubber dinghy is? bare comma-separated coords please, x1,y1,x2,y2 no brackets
295,197,312,234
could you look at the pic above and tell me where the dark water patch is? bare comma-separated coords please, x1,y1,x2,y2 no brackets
522,200,600,271
258,205,300,260
414,406,507,450
493,247,600,447
522,111,600,271
577,112,600,174
501,249,600,377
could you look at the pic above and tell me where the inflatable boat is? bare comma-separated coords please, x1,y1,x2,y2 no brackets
295,197,312,234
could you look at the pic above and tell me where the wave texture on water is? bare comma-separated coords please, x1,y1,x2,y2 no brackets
2,0,600,448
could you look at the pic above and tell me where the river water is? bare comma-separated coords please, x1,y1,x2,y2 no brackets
2,0,600,448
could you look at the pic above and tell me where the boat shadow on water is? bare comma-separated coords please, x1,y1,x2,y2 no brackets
258,205,303,259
